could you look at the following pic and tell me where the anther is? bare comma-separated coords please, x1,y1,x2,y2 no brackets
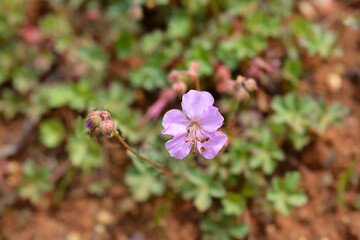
200,147,205,152
205,137,209,141
201,138,206,143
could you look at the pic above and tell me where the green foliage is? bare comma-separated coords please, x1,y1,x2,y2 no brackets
316,102,348,134
18,161,53,204
200,211,250,240
130,65,167,90
167,12,191,39
271,93,349,150
291,17,340,58
88,178,111,196
125,156,165,202
39,119,66,148
182,169,226,211
267,172,307,216
271,93,319,135
67,119,103,172
221,193,246,216
249,129,284,174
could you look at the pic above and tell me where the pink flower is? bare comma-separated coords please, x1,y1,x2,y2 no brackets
162,90,227,159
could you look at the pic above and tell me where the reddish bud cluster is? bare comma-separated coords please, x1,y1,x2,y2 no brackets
86,110,115,136
215,63,258,102
167,61,201,95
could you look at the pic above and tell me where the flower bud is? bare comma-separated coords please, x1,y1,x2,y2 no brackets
189,61,200,73
99,111,111,121
100,120,115,136
168,70,179,83
86,111,102,127
235,75,246,85
235,87,249,101
172,81,187,95
223,80,236,93
244,78,257,91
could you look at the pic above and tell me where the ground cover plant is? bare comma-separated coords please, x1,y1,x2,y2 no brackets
0,0,359,239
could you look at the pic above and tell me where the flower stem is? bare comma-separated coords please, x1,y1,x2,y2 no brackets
194,76,201,91
112,130,172,175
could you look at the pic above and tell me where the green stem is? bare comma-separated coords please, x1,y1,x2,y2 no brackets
194,76,201,91
112,130,172,175
226,96,240,133
54,167,76,206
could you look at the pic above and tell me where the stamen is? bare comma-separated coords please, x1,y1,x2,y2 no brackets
200,147,205,152
201,138,206,143
205,137,209,141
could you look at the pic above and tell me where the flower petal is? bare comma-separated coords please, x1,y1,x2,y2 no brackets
181,90,214,119
197,131,227,159
161,109,189,136
165,134,193,159
198,106,224,132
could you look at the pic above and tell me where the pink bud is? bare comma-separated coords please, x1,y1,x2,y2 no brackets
168,70,179,83
85,10,101,20
224,80,236,93
172,81,187,94
235,75,246,85
99,111,111,121
189,62,200,73
244,79,257,91
129,5,143,20
100,120,115,136
86,111,102,127
235,87,249,101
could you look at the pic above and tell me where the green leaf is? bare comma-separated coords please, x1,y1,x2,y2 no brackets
221,193,245,216
115,29,135,57
130,65,166,90
39,119,66,148
167,12,191,39
267,172,307,216
67,120,103,173
18,161,53,204
125,157,165,202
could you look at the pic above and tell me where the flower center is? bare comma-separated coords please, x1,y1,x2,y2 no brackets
185,121,210,153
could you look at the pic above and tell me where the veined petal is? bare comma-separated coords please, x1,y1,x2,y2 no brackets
198,106,224,132
197,131,227,159
165,134,193,160
161,109,189,136
181,90,214,119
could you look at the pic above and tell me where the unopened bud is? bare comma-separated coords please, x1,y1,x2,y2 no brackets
189,61,200,73
99,111,111,121
235,75,246,85
86,111,102,127
168,70,179,83
244,79,257,91
235,87,249,101
100,120,115,136
129,5,143,20
172,81,187,94
224,80,236,93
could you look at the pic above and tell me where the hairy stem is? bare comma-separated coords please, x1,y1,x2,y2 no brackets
194,76,201,91
112,130,172,175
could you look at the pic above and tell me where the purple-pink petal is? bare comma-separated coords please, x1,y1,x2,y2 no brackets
161,109,189,136
181,90,214,119
86,121,93,129
197,131,227,159
198,106,224,132
165,134,193,160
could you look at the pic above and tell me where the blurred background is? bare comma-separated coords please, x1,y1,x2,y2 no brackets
0,0,359,239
